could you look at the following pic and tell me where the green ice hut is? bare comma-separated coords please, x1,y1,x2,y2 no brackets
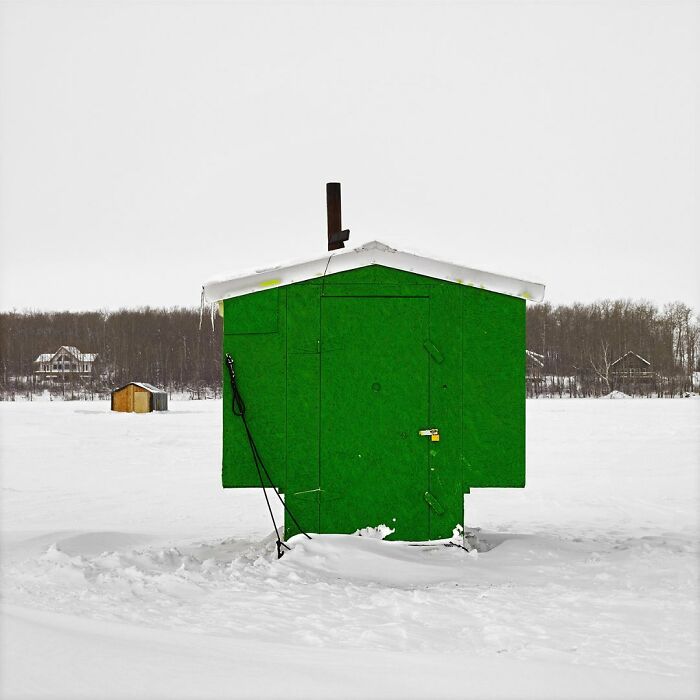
204,239,544,542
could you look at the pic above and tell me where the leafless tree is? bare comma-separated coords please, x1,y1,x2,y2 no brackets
2,298,698,400
589,340,613,394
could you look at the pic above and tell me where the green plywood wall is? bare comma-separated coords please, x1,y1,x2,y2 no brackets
222,289,287,490
285,284,321,537
221,265,526,541
462,287,526,488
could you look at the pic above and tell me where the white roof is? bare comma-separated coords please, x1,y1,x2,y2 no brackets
526,350,544,367
61,346,97,361
132,382,166,393
33,347,97,363
611,351,651,367
203,240,545,303
114,382,166,394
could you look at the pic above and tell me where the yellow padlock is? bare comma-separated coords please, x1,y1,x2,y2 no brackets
419,428,440,442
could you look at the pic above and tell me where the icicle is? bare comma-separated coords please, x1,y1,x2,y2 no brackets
199,287,218,332
199,288,205,330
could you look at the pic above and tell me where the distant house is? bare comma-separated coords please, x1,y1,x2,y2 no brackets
610,351,653,382
33,346,97,382
526,350,544,380
111,382,168,413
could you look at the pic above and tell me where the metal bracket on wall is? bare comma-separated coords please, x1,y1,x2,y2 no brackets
423,491,445,514
422,340,444,364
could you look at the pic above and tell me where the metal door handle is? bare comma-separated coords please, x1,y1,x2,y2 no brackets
418,428,440,442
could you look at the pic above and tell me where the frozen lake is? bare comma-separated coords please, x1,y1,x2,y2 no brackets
1,398,698,699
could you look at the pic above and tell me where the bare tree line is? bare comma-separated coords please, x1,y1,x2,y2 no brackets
526,300,699,397
0,307,222,400
0,299,697,400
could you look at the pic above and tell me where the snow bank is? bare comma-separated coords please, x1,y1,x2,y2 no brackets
6,602,692,700
352,523,395,539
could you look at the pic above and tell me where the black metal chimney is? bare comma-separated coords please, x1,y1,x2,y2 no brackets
326,182,350,251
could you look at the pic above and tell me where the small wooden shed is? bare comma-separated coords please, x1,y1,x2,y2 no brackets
203,240,545,542
111,382,168,413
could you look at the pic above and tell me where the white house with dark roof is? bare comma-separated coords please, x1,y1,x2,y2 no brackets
526,350,545,380
33,346,97,381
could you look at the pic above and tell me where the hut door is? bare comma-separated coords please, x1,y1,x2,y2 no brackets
320,296,430,541
133,391,150,413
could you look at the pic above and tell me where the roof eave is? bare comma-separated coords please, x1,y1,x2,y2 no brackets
203,240,545,304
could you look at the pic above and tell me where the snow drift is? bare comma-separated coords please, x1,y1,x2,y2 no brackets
1,399,698,699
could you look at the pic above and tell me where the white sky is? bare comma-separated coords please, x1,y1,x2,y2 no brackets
0,0,698,312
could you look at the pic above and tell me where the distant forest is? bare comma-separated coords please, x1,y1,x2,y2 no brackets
0,307,222,400
0,299,697,399
526,300,697,397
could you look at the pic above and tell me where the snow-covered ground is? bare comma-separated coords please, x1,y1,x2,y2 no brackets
1,399,698,699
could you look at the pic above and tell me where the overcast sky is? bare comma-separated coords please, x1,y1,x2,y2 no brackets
0,0,697,312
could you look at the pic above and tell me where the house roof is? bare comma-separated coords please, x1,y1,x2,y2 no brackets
60,346,97,362
526,350,544,367
203,240,545,303
33,346,97,363
611,351,651,367
112,382,167,395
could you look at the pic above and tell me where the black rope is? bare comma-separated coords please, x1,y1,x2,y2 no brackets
224,353,311,558
408,542,473,553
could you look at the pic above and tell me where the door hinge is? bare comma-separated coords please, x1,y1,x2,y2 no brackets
424,491,444,514
423,340,444,364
